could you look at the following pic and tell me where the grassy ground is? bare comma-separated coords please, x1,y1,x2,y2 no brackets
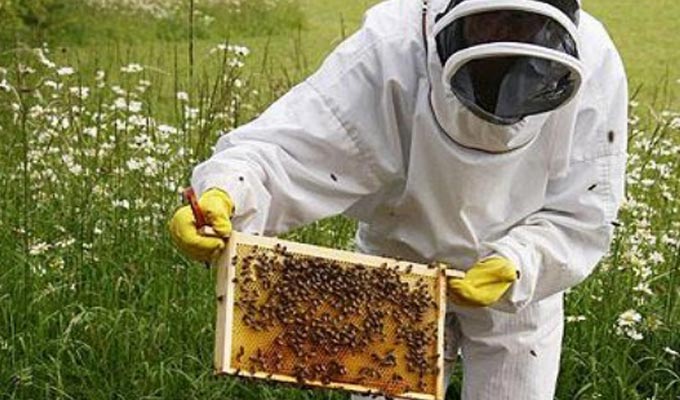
0,1,678,399
585,0,680,106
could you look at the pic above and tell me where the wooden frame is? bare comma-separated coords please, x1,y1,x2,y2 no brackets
214,231,464,400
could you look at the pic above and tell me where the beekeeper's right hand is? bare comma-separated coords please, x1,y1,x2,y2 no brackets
447,256,518,308
169,188,235,262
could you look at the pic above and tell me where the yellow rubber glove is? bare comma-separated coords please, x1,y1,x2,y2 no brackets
168,188,235,262
447,256,518,307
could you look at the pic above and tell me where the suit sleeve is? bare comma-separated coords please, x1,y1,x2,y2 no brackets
480,37,628,313
191,9,416,235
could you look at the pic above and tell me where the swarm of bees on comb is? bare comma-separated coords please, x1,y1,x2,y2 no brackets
214,232,452,400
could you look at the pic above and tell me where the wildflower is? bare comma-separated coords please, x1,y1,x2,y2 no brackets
32,264,47,276
121,63,144,73
95,70,106,81
126,159,143,171
210,43,250,57
664,347,679,357
648,251,664,264
670,117,680,130
633,282,654,296
113,199,131,209
645,315,664,331
59,117,71,130
615,314,644,340
18,64,36,75
44,80,62,90
661,234,677,246
29,241,50,256
633,264,653,280
0,79,10,92
111,85,126,96
176,91,189,102
50,239,75,257
35,48,56,69
128,114,147,127
627,330,644,341
566,315,587,323
143,156,160,177
128,100,143,113
156,143,170,153
57,67,75,76
157,124,178,135
228,59,245,69
83,127,98,138
184,106,199,120
167,181,181,192
61,153,74,166
114,119,128,131
210,43,227,54
113,97,128,110
617,309,642,327
49,257,65,270
230,44,250,57
69,86,90,99
69,164,83,175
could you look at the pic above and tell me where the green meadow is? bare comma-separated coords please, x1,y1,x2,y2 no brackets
0,0,678,399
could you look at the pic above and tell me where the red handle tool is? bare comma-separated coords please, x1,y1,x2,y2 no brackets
182,187,218,237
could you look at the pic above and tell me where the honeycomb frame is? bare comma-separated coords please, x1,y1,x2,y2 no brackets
214,231,464,400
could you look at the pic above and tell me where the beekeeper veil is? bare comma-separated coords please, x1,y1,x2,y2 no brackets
426,0,583,152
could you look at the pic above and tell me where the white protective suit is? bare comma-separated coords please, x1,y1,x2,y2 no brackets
191,0,628,397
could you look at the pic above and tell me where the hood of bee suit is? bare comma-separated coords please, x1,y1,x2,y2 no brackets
424,0,584,157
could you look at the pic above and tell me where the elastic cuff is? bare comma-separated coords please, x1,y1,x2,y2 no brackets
191,172,249,215
481,243,536,314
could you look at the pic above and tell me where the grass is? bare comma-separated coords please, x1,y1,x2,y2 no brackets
0,1,679,399
585,0,680,106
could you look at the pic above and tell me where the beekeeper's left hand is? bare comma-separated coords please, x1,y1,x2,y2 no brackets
168,188,235,262
447,256,518,307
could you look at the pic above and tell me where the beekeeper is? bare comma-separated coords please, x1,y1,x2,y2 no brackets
169,0,627,397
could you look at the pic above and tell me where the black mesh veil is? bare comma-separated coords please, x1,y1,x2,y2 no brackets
433,2,581,124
